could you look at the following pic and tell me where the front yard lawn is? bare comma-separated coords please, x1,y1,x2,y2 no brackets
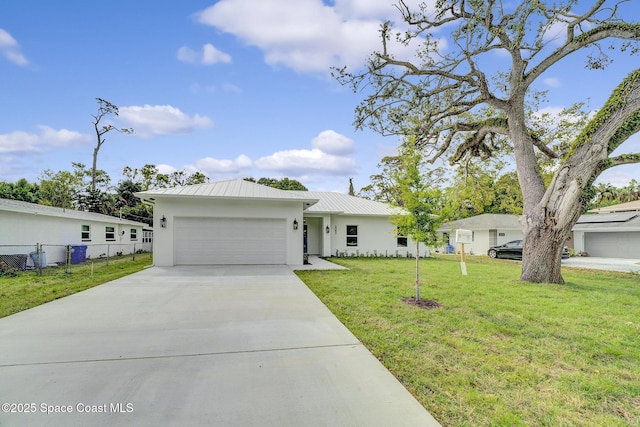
0,253,152,318
296,256,640,426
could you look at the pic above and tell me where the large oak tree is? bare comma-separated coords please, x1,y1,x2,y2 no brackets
336,0,640,283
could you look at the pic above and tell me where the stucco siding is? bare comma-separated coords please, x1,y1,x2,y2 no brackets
447,228,523,255
152,198,303,266
329,215,417,257
0,210,147,264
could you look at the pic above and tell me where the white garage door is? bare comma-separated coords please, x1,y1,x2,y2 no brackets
174,217,287,265
584,232,640,258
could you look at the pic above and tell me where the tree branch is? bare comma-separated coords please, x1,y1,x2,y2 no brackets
526,23,640,87
607,153,640,168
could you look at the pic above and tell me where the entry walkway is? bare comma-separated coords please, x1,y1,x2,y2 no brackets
0,265,439,426
291,255,348,271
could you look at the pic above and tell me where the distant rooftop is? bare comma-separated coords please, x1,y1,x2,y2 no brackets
0,198,149,227
440,214,522,231
589,200,640,213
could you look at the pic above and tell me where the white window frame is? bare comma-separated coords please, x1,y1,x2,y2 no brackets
105,226,116,241
81,224,91,241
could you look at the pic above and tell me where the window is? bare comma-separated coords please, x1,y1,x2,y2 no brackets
105,226,115,241
130,229,137,241
143,230,153,244
81,225,91,241
346,225,358,247
396,228,407,247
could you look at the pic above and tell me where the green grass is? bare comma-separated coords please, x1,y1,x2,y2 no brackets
296,256,640,426
0,253,153,318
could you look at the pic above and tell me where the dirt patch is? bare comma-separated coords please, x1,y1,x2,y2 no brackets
402,296,440,309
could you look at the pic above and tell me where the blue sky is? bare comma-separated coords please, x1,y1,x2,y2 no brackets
1,0,639,193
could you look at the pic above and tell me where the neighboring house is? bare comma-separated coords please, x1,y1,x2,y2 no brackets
0,198,152,266
588,200,640,213
438,214,523,255
135,179,417,267
439,201,640,259
572,200,640,258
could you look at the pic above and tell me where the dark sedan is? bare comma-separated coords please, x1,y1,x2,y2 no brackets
487,240,570,260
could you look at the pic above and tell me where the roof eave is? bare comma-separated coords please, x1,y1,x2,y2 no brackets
135,192,319,206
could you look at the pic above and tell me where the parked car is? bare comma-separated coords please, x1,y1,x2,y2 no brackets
487,240,570,260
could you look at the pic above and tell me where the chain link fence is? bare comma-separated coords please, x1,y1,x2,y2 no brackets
0,242,152,276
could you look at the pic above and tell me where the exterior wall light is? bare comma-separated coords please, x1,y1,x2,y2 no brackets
293,219,298,230
160,215,167,228
325,225,330,234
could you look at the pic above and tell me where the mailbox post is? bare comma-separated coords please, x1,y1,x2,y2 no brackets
455,229,473,275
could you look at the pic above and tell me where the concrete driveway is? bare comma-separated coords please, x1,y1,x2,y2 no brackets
562,257,640,273
0,265,439,426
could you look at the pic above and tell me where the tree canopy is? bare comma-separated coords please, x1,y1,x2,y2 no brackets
244,177,308,191
392,138,445,301
337,0,640,283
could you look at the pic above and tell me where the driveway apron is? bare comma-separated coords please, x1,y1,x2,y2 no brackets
0,265,440,426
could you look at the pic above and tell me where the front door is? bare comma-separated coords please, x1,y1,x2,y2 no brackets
303,224,308,254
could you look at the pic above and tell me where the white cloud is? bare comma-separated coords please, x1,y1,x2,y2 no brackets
255,148,356,175
194,0,419,73
195,155,253,174
186,129,357,179
332,0,397,20
0,28,28,66
255,129,357,175
202,43,232,64
533,106,564,119
542,21,567,45
596,168,637,187
156,164,178,175
543,77,561,88
177,46,198,63
118,104,213,137
311,130,355,155
177,43,231,65
0,126,90,154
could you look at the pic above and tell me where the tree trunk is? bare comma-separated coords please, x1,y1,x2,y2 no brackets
415,241,420,301
518,70,640,283
520,152,603,283
520,214,570,284
91,145,99,193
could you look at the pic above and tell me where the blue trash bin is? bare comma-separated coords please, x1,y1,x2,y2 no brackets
70,245,87,264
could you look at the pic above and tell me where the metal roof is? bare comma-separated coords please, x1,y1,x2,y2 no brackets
589,200,640,213
298,192,403,216
440,214,522,231
576,212,638,224
135,180,400,216
0,198,149,227
573,212,640,231
135,179,319,205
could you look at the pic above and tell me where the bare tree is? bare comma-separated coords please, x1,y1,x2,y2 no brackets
91,98,134,193
336,0,640,283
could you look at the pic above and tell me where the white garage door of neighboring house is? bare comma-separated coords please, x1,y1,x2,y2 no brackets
174,217,287,265
584,232,640,258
